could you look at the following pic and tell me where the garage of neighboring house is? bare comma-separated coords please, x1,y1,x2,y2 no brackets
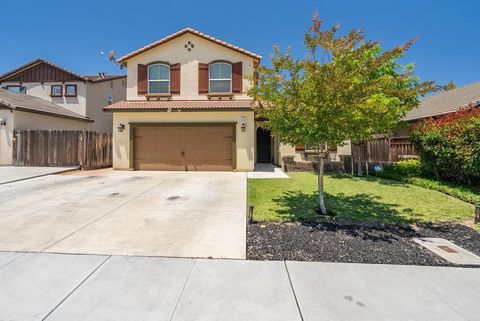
132,123,235,171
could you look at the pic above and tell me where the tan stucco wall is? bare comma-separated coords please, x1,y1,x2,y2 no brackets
86,78,126,132
2,82,87,116
112,111,255,171
279,144,296,163
14,110,90,130
124,33,256,100
335,140,352,161
0,109,90,165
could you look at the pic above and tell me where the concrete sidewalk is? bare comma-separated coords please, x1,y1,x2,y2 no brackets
247,163,289,179
0,166,77,184
1,252,478,321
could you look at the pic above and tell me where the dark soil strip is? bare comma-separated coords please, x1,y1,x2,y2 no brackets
247,222,480,267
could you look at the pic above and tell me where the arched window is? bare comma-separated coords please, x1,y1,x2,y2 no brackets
148,63,170,94
209,62,231,93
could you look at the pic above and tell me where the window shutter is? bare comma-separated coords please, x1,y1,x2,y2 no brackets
198,63,209,94
137,64,148,95
170,63,180,94
295,145,305,152
232,62,243,93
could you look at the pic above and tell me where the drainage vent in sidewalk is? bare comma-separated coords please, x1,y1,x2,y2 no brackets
438,245,458,253
413,237,480,265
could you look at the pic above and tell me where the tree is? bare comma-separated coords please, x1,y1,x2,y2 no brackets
443,80,457,91
248,14,439,215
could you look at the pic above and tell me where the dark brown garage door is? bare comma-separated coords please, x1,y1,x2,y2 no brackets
133,125,234,171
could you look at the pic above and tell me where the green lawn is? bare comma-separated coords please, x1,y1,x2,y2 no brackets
248,172,475,224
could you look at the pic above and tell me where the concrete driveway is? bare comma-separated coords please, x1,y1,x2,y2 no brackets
0,169,246,259
0,166,77,184
1,252,479,321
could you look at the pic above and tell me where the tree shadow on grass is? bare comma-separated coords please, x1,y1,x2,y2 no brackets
272,190,417,225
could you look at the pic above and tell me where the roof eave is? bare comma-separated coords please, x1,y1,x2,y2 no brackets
117,28,262,63
14,106,93,122
103,107,253,112
0,58,88,82
88,75,127,83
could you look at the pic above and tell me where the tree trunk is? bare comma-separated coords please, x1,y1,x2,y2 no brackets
357,157,363,176
355,143,363,176
366,142,370,176
317,153,327,215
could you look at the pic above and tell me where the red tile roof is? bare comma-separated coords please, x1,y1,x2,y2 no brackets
104,99,256,111
117,28,262,62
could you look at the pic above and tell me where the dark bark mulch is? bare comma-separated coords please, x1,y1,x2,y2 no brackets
247,221,480,267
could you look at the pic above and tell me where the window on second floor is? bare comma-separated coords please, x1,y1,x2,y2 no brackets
209,63,231,93
65,84,77,97
148,63,170,94
3,85,26,94
51,85,63,97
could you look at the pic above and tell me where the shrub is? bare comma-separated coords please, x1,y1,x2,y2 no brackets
380,159,422,181
409,176,480,205
379,160,480,204
410,107,480,186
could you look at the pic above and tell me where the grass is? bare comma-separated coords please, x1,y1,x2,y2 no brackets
248,172,475,224
378,161,480,205
398,176,480,205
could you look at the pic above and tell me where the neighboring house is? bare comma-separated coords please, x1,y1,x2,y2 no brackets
105,28,302,171
331,82,480,165
0,58,126,133
393,82,480,137
0,88,92,165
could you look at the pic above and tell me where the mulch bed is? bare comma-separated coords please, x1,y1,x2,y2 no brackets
247,221,480,267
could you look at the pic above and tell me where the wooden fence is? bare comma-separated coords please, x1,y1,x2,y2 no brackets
13,130,112,169
351,137,416,163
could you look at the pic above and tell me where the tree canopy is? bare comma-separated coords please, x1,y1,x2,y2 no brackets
248,14,440,214
249,14,440,151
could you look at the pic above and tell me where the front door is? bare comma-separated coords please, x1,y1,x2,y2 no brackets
256,128,272,163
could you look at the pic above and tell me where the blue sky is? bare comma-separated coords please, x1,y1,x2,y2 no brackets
2,0,479,87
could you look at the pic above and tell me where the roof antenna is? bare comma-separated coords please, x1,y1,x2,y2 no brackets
99,50,123,69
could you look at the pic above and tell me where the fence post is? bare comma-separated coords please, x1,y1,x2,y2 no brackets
366,142,370,176
78,131,84,169
15,131,21,166
388,137,392,163
83,130,88,170
350,156,354,175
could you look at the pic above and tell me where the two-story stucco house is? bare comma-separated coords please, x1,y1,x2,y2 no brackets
105,28,300,171
0,59,126,133
0,59,126,165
